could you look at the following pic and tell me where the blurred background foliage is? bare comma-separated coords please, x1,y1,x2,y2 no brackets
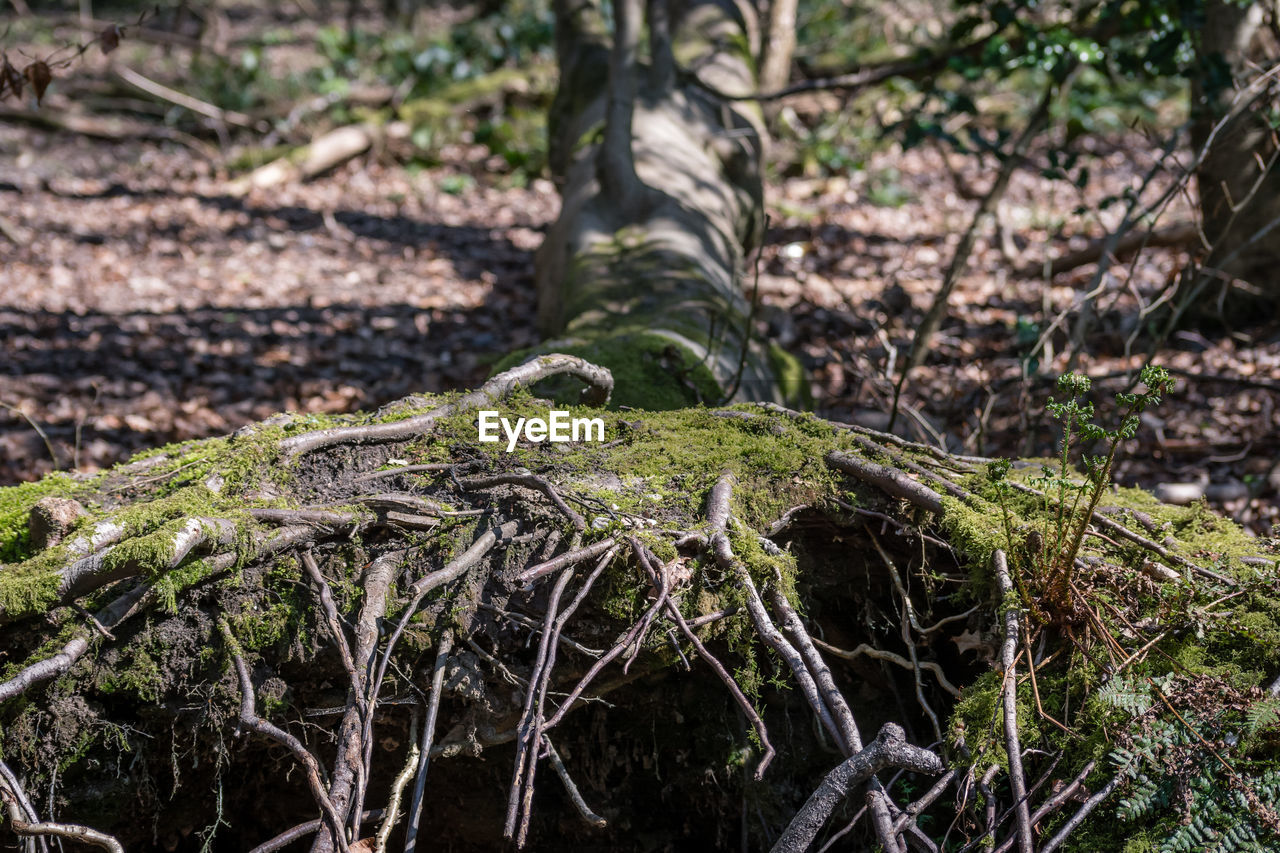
1,0,1204,193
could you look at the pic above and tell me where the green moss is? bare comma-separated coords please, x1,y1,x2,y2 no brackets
767,342,811,410
0,472,96,563
494,332,723,410
98,646,164,702
228,600,297,653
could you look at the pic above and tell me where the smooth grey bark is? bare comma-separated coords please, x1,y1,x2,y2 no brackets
535,0,794,406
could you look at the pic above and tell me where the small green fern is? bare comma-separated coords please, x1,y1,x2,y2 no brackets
1104,676,1280,853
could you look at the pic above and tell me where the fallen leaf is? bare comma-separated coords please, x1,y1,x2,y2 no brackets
99,25,122,55
23,61,52,104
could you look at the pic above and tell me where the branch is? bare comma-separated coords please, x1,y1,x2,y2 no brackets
824,451,945,515
280,355,612,457
219,621,348,853
770,723,943,853
993,550,1032,853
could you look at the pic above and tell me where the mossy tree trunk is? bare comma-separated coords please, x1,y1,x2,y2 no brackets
532,0,802,409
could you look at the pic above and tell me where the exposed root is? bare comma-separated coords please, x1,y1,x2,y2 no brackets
221,620,349,853
771,723,943,853
544,736,607,828
280,353,612,458
993,550,1032,853
403,632,452,853
0,356,1272,852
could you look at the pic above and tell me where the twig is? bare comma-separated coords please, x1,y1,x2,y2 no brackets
403,633,452,853
1005,481,1237,586
1038,771,1123,853
770,723,943,853
901,64,1075,378
544,737,607,828
373,739,418,853
281,354,612,457
990,761,1096,853
115,65,260,129
0,399,58,468
334,548,402,844
219,621,348,853
247,811,384,853
892,768,958,833
993,550,1032,853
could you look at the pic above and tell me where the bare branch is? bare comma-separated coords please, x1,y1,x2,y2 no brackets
771,723,943,853
404,632,453,853
993,550,1032,853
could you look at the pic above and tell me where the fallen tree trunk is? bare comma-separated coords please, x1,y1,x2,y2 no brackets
530,0,802,408
0,355,1277,852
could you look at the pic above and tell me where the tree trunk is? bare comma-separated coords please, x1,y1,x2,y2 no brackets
1190,0,1280,322
534,0,802,408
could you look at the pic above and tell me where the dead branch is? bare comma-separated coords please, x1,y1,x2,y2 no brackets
220,621,348,853
993,550,1032,853
544,736,608,828
990,761,1096,853
903,64,1075,378
1039,771,1124,853
1026,221,1197,278
281,355,612,458
114,65,260,130
403,633,453,853
771,723,943,853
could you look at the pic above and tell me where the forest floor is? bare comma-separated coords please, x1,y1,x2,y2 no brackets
2,4,1278,535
